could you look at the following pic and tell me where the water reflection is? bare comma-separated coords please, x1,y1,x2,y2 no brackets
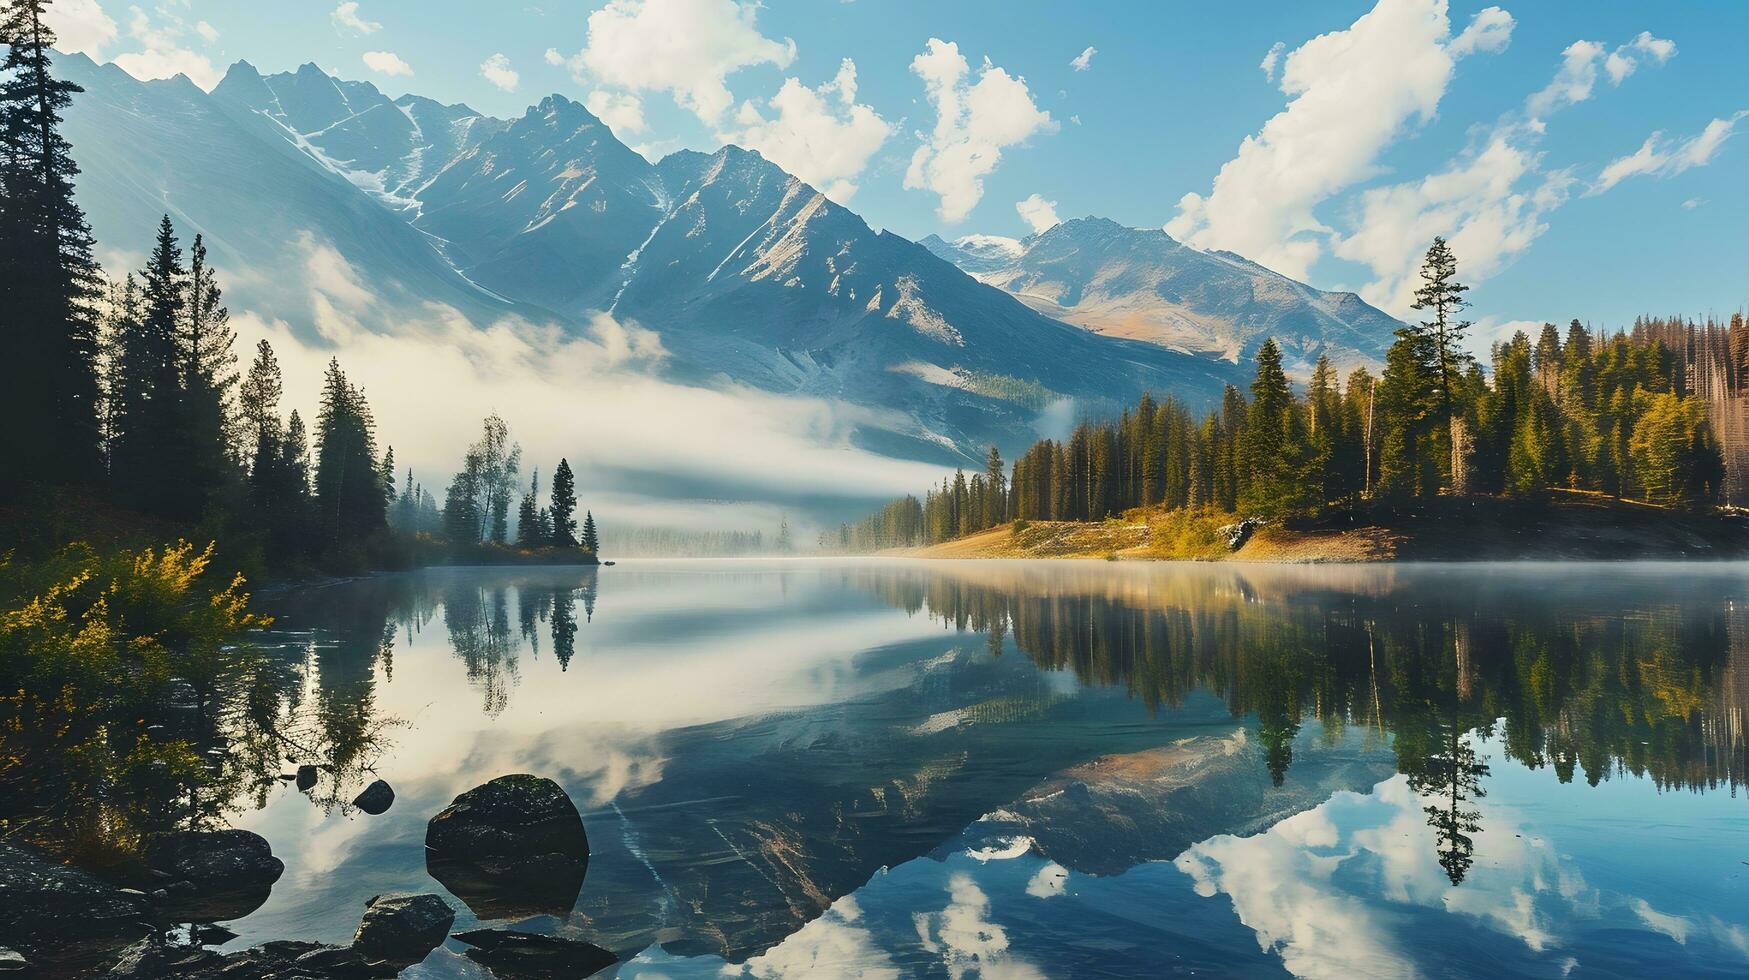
72,560,1749,978
845,562,1749,884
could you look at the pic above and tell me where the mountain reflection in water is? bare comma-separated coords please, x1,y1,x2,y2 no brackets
49,560,1748,978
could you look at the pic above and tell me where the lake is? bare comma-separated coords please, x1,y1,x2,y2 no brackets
208,560,1749,978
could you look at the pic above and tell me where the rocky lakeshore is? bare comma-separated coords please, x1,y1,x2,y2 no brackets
0,775,611,979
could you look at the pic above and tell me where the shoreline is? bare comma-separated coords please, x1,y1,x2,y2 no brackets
881,495,1749,563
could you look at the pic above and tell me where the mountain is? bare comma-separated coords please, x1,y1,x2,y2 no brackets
210,61,506,214
58,57,1243,471
56,53,533,333
922,217,1403,374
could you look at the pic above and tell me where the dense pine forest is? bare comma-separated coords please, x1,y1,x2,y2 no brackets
0,3,601,573
837,239,1734,552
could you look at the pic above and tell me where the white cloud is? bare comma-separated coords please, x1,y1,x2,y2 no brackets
237,234,947,519
479,53,519,92
1070,46,1097,72
195,20,218,44
43,0,118,56
1632,30,1677,64
1682,198,1703,210
1529,32,1672,115
1259,41,1285,81
1015,193,1060,234
1025,861,1068,899
543,47,565,67
1592,111,1748,194
1334,134,1574,314
362,50,412,78
111,6,221,91
1332,25,1678,315
904,38,1057,224
586,90,648,136
1167,0,1513,280
914,874,1047,979
1447,5,1514,58
726,59,891,203
559,0,795,126
330,2,380,36
1525,40,1606,117
741,896,900,979
1176,773,1596,979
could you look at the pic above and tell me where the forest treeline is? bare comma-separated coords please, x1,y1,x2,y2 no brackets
0,4,599,571
838,239,1730,551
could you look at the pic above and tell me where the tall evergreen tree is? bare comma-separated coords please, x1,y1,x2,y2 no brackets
549,458,578,547
0,0,103,493
581,511,599,555
238,338,283,482
110,216,185,515
313,358,386,557
1408,237,1473,489
517,467,542,546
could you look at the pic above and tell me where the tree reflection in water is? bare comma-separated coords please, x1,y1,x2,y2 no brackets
845,562,1749,884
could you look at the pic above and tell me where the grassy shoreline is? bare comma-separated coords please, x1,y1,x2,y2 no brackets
887,494,1749,562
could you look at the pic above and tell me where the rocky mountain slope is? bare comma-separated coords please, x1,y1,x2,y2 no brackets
923,217,1402,373
58,57,1245,467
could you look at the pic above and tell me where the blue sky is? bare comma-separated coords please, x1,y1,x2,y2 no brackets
45,0,1749,336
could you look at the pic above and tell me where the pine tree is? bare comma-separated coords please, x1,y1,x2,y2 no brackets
0,0,103,493
177,232,237,514
549,458,578,547
517,467,541,546
581,511,600,555
111,216,186,515
239,339,283,483
1408,237,1473,490
313,358,386,558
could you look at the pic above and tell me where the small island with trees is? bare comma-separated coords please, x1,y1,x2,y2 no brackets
833,239,1749,562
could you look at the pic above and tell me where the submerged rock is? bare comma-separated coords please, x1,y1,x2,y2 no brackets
352,779,394,815
351,893,453,969
0,840,150,969
452,929,617,979
425,774,589,919
144,829,284,921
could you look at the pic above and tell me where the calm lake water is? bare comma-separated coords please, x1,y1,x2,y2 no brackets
215,559,1749,978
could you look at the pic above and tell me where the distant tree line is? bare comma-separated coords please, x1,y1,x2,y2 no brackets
845,239,1727,549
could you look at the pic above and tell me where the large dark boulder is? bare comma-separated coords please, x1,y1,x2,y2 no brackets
425,774,589,919
452,929,617,979
352,779,394,815
0,840,150,970
144,829,285,921
351,893,453,970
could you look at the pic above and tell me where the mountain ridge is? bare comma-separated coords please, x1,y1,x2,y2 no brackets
58,55,1252,469
923,216,1402,374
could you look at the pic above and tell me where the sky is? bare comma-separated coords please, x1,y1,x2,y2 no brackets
44,0,1748,337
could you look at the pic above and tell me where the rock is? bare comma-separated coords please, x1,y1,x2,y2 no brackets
109,940,368,980
144,829,284,921
352,779,394,815
351,893,454,969
452,929,617,979
0,948,25,971
0,840,150,969
1216,517,1265,551
106,940,169,978
296,764,319,791
425,774,590,919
